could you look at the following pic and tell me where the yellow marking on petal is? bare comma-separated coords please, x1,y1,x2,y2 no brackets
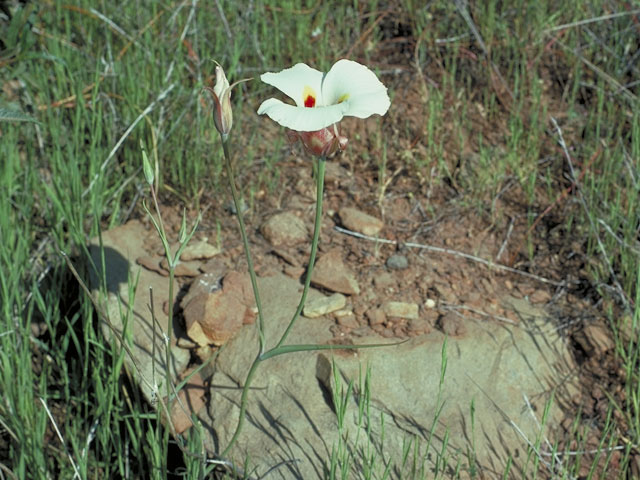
303,85,317,108
337,93,350,104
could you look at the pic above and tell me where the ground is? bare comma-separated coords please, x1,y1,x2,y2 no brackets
125,74,631,474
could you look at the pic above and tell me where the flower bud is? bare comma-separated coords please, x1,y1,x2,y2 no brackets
206,65,234,140
287,123,348,158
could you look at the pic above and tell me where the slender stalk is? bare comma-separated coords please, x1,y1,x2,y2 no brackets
221,352,262,458
221,138,266,353
275,156,326,348
162,265,175,476
148,182,175,477
221,156,326,458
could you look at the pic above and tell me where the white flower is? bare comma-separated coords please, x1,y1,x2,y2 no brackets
257,59,390,132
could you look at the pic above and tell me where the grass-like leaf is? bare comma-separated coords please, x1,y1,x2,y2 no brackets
0,107,39,123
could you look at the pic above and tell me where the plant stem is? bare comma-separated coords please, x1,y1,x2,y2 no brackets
275,156,326,348
221,352,261,458
221,156,326,459
162,264,174,474
221,138,266,353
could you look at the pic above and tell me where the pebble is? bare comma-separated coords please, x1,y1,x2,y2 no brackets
574,322,614,357
351,326,371,337
180,239,221,261
529,289,551,304
159,258,199,277
438,312,467,336
424,298,436,309
408,318,431,335
338,207,384,236
311,249,360,295
336,314,359,329
373,271,396,289
303,293,347,318
386,254,409,270
137,255,168,276
366,308,386,326
261,212,308,247
382,301,419,319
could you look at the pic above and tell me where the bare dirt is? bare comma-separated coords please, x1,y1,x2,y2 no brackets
129,99,631,476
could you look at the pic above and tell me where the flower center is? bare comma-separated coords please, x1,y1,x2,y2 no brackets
303,85,316,108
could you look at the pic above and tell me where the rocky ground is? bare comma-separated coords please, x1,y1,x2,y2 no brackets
89,146,629,477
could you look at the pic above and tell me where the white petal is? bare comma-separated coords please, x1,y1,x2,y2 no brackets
322,59,390,118
257,98,347,131
260,63,324,107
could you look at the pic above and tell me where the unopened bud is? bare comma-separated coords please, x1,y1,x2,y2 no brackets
287,123,348,158
206,65,233,140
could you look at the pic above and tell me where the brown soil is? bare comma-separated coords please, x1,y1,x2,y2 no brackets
130,46,634,480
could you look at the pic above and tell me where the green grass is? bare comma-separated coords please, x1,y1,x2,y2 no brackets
1,0,640,478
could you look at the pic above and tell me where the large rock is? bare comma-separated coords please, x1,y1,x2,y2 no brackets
89,220,191,403
200,274,577,479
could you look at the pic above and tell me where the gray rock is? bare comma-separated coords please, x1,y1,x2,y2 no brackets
89,220,191,403
386,253,409,270
202,274,576,479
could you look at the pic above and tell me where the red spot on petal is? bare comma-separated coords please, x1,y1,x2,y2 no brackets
304,95,316,108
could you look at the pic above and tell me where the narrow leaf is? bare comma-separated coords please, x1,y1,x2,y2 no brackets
0,107,39,123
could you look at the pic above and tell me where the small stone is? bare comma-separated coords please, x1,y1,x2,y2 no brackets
373,272,396,289
303,293,347,318
386,254,408,270
311,249,360,295
382,301,419,319
351,326,371,337
338,207,383,236
408,318,431,335
167,370,206,434
159,258,199,277
517,284,535,296
434,283,457,302
574,322,614,357
137,255,168,276
180,239,221,261
424,298,436,309
261,212,308,247
333,308,353,318
336,314,359,329
366,308,386,326
529,289,551,304
438,312,466,336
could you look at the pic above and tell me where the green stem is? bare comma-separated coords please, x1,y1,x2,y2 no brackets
221,138,266,353
162,265,174,473
275,156,326,349
221,352,262,457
